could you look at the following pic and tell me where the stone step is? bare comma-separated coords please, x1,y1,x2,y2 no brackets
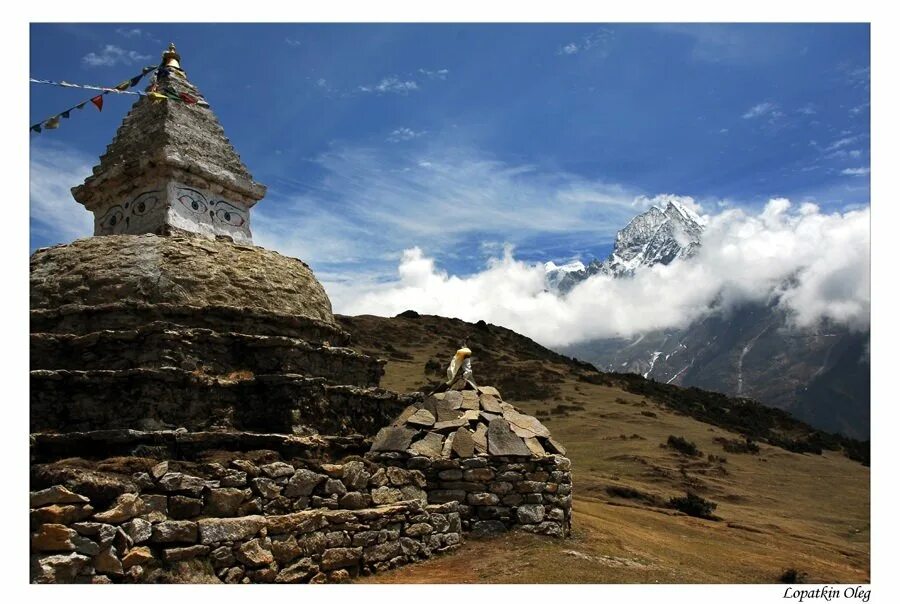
30,368,418,436
30,302,351,345
30,325,384,388
29,429,368,464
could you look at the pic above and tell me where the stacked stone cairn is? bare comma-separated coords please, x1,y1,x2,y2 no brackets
367,385,572,538
29,44,571,584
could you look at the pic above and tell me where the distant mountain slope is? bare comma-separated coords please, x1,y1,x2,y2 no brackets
543,202,870,439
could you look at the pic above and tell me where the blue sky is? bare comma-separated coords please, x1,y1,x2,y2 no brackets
30,23,870,287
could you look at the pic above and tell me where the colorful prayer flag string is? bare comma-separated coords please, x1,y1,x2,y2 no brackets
29,64,207,134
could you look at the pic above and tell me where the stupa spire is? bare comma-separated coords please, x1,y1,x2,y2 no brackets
71,43,266,244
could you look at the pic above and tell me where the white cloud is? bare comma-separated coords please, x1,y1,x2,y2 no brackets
742,102,781,120
253,143,641,278
285,38,302,47
331,200,870,347
557,29,614,57
797,103,817,116
418,68,449,80
387,127,426,143
359,77,419,95
30,142,95,243
115,28,160,44
82,45,152,68
841,167,870,176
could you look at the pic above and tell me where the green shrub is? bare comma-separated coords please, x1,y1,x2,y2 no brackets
667,435,701,457
668,491,718,519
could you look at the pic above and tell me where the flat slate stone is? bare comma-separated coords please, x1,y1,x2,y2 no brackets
433,418,468,432
434,399,462,423
391,405,419,427
444,391,463,409
409,432,444,458
460,391,480,410
478,386,501,397
461,409,480,422
487,417,532,457
370,427,416,452
451,428,475,458
479,411,501,423
524,437,547,457
545,437,567,455
480,394,503,414
406,409,436,427
502,408,551,438
472,423,488,454
510,423,538,439
441,433,456,458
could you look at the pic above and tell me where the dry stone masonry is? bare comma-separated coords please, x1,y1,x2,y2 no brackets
368,386,572,537
29,44,572,584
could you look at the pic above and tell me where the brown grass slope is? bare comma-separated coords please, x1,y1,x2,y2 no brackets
338,313,869,584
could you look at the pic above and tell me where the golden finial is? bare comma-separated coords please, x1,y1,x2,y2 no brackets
162,42,182,70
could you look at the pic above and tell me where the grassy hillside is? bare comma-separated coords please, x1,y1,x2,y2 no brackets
338,312,870,584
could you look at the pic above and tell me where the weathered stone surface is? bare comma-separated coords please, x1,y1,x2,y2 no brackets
32,524,78,552
517,503,546,524
434,418,468,433
283,469,324,497
157,472,207,497
72,521,117,544
32,552,92,583
31,486,90,508
324,478,347,496
460,391,480,410
197,516,266,545
487,417,532,456
371,486,403,505
477,386,501,397
321,547,362,570
341,461,370,491
406,408,436,427
168,495,203,519
94,493,144,524
443,391,463,409
265,511,328,535
150,461,169,481
260,461,295,478
163,545,210,563
93,546,123,576
31,504,94,526
472,422,489,454
467,492,500,506
409,432,444,458
204,488,246,517
479,393,503,414
470,520,507,537
235,538,274,567
122,546,154,569
364,541,402,563
524,437,547,457
151,520,197,543
275,557,317,583
461,409,480,421
339,492,371,510
370,427,415,452
392,404,419,427
219,469,248,488
139,494,167,521
545,438,568,455
122,518,152,544
464,468,495,482
30,235,337,326
441,432,456,458
502,408,551,438
251,477,281,499
452,427,476,458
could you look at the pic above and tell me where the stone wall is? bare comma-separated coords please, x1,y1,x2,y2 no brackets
367,452,572,538
30,458,461,583
31,369,414,435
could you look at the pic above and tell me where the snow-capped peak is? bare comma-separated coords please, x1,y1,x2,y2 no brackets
544,260,586,273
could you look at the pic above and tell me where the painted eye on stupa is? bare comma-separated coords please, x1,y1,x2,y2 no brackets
98,206,125,232
130,191,161,217
176,188,209,215
213,201,246,227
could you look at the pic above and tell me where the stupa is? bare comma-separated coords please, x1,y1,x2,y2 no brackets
29,45,569,585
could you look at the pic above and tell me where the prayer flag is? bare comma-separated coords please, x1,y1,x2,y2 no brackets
90,95,104,111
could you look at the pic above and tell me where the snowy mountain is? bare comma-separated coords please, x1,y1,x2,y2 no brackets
545,199,704,293
545,200,870,439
